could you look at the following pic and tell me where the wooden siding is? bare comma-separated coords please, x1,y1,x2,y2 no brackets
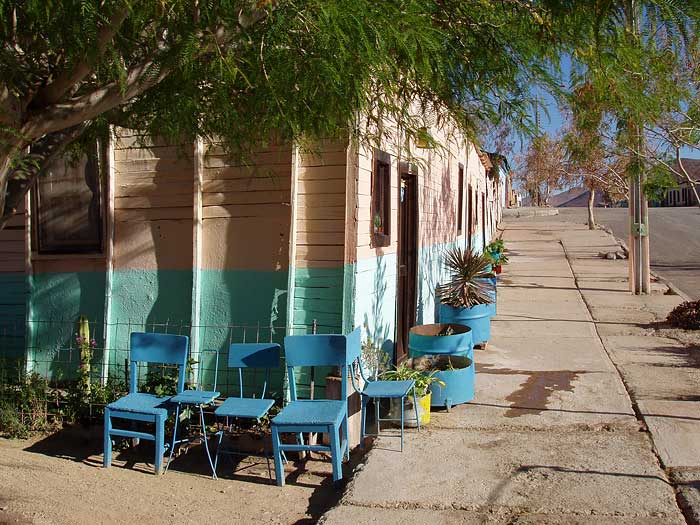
113,131,194,271
201,142,292,272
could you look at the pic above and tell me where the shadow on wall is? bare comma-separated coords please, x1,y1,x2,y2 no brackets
415,154,458,326
363,255,394,359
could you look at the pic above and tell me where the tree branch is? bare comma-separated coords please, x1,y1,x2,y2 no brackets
31,3,130,108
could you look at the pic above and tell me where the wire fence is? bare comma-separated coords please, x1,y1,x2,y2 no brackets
0,317,336,427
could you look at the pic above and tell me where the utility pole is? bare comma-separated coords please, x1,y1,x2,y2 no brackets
626,0,651,294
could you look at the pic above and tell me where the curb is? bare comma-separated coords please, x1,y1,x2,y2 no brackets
605,229,692,302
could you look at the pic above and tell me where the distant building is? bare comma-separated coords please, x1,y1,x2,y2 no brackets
658,158,700,207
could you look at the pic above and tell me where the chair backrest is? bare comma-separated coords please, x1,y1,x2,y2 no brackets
283,327,361,402
129,332,189,394
227,343,281,399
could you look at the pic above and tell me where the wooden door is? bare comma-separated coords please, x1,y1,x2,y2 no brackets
481,192,486,251
467,184,473,249
396,167,418,363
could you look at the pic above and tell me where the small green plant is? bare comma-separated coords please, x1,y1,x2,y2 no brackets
485,239,509,265
373,213,383,234
436,247,494,308
382,362,445,397
667,300,700,330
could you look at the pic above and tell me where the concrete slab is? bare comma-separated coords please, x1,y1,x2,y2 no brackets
491,319,597,338
637,400,700,469
322,505,682,524
342,429,682,521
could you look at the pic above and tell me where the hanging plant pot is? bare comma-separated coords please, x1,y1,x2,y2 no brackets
439,303,491,345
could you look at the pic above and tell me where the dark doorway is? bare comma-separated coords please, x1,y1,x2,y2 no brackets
396,164,418,363
467,183,473,250
481,192,486,251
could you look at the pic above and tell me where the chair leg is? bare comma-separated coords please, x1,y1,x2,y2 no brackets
103,408,112,468
413,388,421,432
375,398,380,435
165,403,181,474
360,395,368,450
400,395,405,452
214,426,224,475
154,415,165,475
199,405,217,480
341,413,349,462
271,425,284,487
329,424,342,485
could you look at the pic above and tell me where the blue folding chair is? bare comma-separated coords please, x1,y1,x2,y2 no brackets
213,343,281,480
349,358,420,452
103,332,188,474
271,327,361,487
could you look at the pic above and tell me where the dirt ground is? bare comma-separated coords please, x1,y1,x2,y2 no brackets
0,425,360,524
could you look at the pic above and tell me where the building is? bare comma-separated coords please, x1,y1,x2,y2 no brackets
659,158,700,207
0,118,504,395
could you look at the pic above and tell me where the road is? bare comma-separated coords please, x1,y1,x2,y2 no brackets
555,207,700,300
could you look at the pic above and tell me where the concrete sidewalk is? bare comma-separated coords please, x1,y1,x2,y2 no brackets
324,217,699,524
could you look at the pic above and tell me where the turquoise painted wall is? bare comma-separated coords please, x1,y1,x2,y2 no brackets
28,271,106,381
0,273,28,370
198,268,288,397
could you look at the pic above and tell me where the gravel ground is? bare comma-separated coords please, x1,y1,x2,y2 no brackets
0,425,356,524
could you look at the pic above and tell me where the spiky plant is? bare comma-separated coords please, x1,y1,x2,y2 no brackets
436,247,494,308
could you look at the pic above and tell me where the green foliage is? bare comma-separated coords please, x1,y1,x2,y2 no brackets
485,240,509,265
667,300,700,330
644,165,678,202
437,247,495,308
0,373,60,438
382,362,445,398
142,357,197,396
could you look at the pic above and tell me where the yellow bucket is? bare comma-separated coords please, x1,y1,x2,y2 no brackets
417,392,432,426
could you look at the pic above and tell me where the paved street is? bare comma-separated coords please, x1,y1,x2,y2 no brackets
325,217,700,524
555,207,700,300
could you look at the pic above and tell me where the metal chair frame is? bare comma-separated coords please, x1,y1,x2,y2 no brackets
212,343,281,481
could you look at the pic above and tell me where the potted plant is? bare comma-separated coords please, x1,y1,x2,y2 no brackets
384,362,444,427
373,213,383,235
437,247,495,346
485,239,508,274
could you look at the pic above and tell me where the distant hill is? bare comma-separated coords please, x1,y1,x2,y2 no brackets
551,186,608,208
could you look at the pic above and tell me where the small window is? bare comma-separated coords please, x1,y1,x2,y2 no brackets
457,163,464,234
34,141,105,254
372,149,391,247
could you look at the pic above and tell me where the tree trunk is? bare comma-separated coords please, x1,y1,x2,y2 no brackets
587,189,596,230
689,182,700,209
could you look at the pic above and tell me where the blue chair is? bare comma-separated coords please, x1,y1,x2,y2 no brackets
103,332,188,474
271,327,361,487
349,359,420,452
213,343,281,480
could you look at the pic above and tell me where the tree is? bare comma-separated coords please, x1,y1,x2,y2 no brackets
1,0,586,229
515,132,569,207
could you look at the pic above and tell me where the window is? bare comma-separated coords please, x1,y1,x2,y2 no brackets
34,141,105,254
457,163,464,233
372,149,391,247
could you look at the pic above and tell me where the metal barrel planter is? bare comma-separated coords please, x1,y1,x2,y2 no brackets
408,324,475,409
476,275,497,317
439,303,492,345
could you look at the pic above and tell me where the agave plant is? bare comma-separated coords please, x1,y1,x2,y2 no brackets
436,247,494,308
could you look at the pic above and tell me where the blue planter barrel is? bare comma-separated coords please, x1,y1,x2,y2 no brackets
408,323,473,358
476,276,497,317
408,324,475,408
429,356,474,410
439,303,491,344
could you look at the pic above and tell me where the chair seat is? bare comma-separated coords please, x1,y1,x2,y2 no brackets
170,390,220,405
362,379,414,398
107,393,172,416
215,397,275,420
272,400,346,427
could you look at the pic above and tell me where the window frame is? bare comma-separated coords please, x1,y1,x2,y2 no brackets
371,148,392,248
32,140,106,255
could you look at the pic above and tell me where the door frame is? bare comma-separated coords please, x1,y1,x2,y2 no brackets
396,162,419,364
